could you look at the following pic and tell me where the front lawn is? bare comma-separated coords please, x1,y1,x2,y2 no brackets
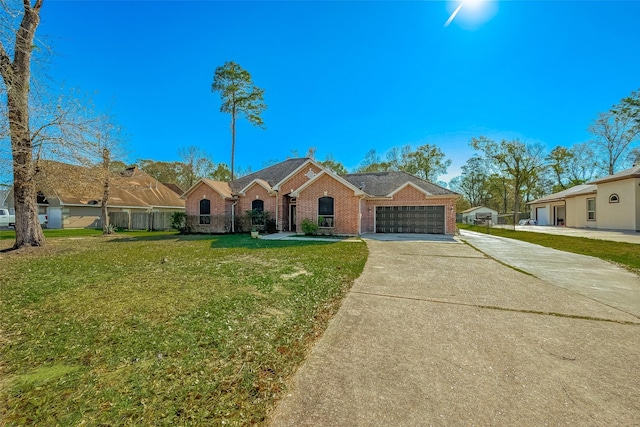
0,233,368,425
458,223,640,272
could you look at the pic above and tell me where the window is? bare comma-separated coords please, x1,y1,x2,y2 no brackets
199,199,211,224
318,196,334,227
587,198,596,221
609,194,619,203
250,199,265,227
252,199,264,212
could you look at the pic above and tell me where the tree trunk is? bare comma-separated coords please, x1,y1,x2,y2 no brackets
230,104,236,181
101,148,110,234
1,1,46,248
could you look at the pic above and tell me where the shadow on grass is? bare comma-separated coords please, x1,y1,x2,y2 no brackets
104,232,334,249
210,235,333,249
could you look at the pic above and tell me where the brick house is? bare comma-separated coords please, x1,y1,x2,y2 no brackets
183,158,459,235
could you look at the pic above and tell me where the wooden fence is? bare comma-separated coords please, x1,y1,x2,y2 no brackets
108,211,176,231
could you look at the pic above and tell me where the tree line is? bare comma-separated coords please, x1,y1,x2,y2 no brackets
1,0,638,249
450,89,639,215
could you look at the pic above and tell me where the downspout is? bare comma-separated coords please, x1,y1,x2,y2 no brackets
275,191,279,232
231,199,238,233
358,195,365,235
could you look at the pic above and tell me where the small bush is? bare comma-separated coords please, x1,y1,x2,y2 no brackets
266,219,277,234
170,212,186,231
301,218,319,235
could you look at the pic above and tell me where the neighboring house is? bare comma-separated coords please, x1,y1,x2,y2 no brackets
0,188,8,209
7,161,185,230
460,206,498,225
528,164,640,230
183,158,460,235
162,183,184,196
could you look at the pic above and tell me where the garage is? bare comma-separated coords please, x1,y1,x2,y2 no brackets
375,206,445,234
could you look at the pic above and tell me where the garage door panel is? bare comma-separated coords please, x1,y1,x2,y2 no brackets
375,205,445,234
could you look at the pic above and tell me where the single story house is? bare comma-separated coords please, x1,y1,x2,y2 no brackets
528,164,640,231
183,158,460,235
7,161,185,230
460,206,498,225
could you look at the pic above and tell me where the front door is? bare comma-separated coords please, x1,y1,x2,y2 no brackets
290,205,297,232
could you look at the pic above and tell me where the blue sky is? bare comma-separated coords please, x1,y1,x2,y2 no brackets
38,0,640,183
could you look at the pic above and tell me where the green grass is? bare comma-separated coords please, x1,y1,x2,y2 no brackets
0,233,368,425
458,223,640,272
0,228,107,240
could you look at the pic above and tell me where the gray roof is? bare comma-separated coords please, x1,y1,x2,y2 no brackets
528,184,597,205
230,158,309,193
342,171,457,197
590,164,640,184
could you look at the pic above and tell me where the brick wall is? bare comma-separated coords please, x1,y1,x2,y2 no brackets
296,173,361,235
185,182,232,233
238,183,276,223
277,164,322,231
362,185,458,234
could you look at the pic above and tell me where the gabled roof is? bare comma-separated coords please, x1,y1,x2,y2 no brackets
461,206,498,214
238,178,273,195
590,165,640,185
33,161,185,209
162,182,184,196
528,184,597,205
229,158,310,193
289,170,365,198
183,178,233,199
342,171,457,198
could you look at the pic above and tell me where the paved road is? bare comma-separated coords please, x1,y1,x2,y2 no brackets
269,237,640,426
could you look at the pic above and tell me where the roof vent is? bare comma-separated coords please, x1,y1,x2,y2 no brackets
360,182,365,189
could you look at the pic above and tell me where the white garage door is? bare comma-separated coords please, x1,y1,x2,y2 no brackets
536,207,548,226
376,206,445,234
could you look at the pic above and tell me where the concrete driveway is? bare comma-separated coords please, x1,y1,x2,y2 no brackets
269,238,640,426
496,225,640,244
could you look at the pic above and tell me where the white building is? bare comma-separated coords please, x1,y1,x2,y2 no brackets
528,165,640,231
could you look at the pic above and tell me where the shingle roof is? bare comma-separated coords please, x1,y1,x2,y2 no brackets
342,171,457,197
35,161,185,208
199,179,234,199
229,158,309,193
590,165,640,184
162,182,184,196
528,184,597,204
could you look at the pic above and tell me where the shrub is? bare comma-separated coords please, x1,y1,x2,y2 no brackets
301,218,319,235
170,212,186,231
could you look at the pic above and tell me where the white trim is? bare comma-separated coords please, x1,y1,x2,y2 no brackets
272,158,326,192
182,178,233,200
238,178,274,195
289,170,365,197
387,181,432,198
51,203,183,210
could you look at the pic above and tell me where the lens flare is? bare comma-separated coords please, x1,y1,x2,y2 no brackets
444,0,488,27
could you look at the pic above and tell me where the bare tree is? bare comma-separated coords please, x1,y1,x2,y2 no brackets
93,117,124,235
589,110,640,175
178,145,215,188
0,0,45,248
